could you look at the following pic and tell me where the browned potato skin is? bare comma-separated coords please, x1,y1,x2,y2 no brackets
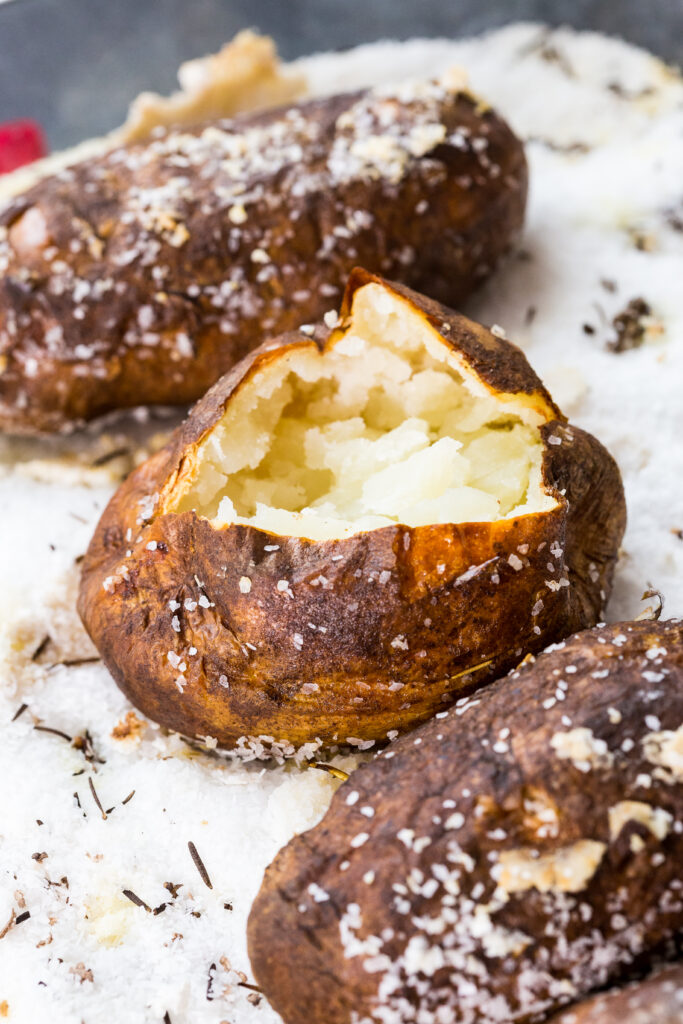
0,86,527,435
248,620,683,1024
548,964,683,1023
78,271,625,755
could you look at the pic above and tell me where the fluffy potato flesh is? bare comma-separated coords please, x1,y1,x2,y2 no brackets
171,284,558,539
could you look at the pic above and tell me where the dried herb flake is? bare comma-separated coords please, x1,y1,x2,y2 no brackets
188,842,212,889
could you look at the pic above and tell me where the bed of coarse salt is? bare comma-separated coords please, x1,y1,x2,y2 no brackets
0,21,682,1024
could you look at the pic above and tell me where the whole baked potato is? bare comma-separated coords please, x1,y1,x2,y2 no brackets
548,963,683,1023
248,619,683,1024
0,73,528,435
78,269,625,758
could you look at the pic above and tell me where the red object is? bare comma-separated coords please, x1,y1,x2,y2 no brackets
0,119,48,175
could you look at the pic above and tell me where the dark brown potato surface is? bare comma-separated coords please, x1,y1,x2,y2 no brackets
548,963,683,1023
0,82,527,434
248,620,683,1024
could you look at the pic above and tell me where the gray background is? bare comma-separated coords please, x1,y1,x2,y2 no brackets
1,0,682,149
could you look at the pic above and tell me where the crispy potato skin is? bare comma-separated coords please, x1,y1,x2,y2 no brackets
547,963,683,1023
78,273,626,755
248,620,683,1024
0,87,527,435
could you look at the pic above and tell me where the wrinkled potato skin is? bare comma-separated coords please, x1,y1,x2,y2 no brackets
0,88,527,435
248,621,683,1024
78,273,626,753
548,963,683,1023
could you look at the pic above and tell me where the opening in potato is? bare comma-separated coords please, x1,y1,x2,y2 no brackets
169,283,558,540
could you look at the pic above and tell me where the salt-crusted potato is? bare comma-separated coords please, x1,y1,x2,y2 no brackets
0,73,527,435
248,620,683,1024
78,270,625,759
548,963,683,1023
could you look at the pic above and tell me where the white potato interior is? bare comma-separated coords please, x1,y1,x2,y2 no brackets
172,284,557,539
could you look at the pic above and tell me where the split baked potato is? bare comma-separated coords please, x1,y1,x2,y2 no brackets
78,270,626,758
248,619,683,1024
0,73,528,435
548,963,683,1023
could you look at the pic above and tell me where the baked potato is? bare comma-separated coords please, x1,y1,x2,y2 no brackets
78,269,626,758
0,72,528,435
548,963,683,1023
248,619,683,1024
